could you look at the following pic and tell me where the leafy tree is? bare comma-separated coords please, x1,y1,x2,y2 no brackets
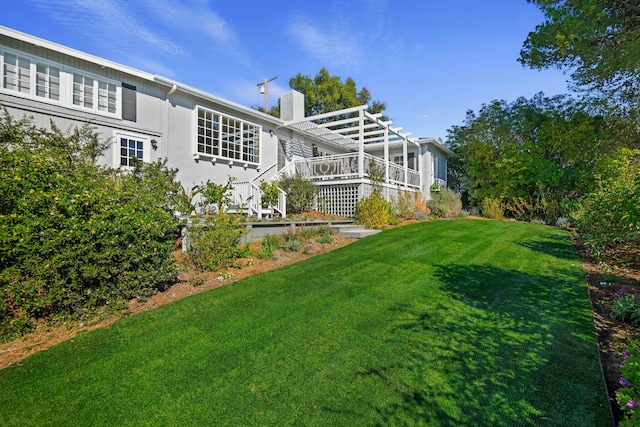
288,68,387,120
520,0,640,107
447,93,611,222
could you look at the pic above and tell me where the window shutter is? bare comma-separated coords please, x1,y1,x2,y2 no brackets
122,82,137,122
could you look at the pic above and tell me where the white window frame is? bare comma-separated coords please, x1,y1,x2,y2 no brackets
194,106,261,165
0,48,121,118
113,132,150,169
35,61,61,101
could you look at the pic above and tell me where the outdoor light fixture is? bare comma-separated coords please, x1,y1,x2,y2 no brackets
269,129,274,137
151,139,158,150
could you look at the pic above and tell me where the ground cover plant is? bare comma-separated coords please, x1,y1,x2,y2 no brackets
0,220,610,426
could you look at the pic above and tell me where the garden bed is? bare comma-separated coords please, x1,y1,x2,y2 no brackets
573,237,640,426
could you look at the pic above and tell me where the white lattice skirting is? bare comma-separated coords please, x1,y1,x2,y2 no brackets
316,183,413,218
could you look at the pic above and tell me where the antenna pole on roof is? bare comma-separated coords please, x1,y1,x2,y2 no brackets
257,76,278,112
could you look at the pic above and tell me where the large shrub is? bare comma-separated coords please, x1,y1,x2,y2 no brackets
277,174,319,214
0,112,180,340
572,148,640,249
481,197,504,220
186,212,248,271
427,188,462,219
355,194,391,229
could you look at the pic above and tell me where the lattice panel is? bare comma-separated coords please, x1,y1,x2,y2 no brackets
316,184,360,217
316,183,419,218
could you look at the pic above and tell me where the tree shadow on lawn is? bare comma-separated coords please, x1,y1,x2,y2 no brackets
361,264,611,427
517,233,579,261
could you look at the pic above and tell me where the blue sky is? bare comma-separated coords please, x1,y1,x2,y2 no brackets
1,0,571,141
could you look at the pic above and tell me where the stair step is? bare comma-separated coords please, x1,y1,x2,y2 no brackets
334,224,364,231
336,226,382,239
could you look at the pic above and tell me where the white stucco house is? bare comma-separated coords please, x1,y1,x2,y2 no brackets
0,26,453,218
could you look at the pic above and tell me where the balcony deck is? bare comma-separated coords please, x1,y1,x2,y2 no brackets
288,152,421,188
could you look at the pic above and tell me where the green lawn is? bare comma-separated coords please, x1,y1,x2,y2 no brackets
0,220,610,426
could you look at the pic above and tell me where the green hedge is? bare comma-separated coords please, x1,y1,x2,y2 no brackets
0,111,181,340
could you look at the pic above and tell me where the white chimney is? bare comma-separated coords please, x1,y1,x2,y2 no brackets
280,90,305,122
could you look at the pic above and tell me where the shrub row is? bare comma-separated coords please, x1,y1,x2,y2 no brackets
0,112,181,340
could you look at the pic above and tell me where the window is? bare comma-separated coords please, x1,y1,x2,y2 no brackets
73,73,117,114
392,152,416,170
196,107,260,164
116,134,149,168
36,62,60,100
1,49,120,117
3,53,31,94
98,80,117,113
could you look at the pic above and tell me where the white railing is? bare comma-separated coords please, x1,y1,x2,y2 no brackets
294,153,360,180
433,178,447,188
388,162,405,185
408,169,421,187
229,180,286,218
290,152,419,188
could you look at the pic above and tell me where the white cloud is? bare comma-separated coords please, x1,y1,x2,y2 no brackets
26,0,187,57
286,20,363,70
26,0,250,67
421,108,440,119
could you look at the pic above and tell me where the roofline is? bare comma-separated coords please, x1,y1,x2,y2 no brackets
0,26,284,126
417,137,456,157
0,26,155,80
153,76,284,125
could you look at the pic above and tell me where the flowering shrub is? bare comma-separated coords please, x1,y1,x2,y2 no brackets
0,111,180,340
279,230,303,252
394,190,417,219
394,190,430,220
617,346,640,426
355,194,391,229
611,294,640,323
315,226,335,244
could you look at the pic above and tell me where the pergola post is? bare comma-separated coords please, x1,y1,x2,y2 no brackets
358,109,365,179
403,136,408,187
383,125,389,183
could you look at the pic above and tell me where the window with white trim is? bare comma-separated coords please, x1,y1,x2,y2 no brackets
4,53,31,94
1,48,120,117
36,62,60,100
115,133,150,168
196,107,260,164
73,73,117,114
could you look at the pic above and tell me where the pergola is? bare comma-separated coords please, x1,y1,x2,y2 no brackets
279,105,420,188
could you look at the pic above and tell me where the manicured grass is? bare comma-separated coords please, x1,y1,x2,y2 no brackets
0,220,610,426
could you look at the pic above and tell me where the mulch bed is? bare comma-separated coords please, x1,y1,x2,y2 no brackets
574,235,640,426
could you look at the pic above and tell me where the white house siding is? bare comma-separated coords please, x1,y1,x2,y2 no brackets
160,90,282,190
1,26,451,217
